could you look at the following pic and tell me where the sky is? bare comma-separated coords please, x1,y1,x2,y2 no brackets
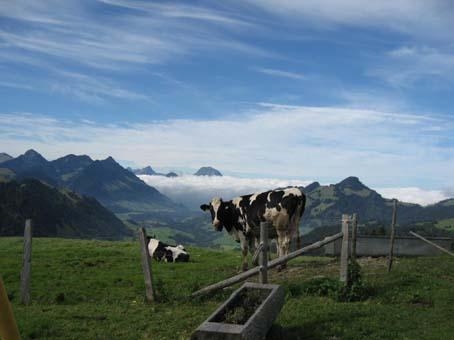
1,0,454,205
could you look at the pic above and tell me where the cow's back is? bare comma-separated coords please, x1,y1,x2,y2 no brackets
242,187,305,236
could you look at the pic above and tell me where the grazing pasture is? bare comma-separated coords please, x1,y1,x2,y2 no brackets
1,237,453,339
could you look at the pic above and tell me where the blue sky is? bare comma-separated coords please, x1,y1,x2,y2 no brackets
1,0,454,203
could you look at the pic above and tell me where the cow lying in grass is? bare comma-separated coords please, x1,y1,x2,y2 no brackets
201,187,306,271
147,237,190,263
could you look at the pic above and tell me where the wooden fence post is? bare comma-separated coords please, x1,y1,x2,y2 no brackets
20,219,32,305
340,214,350,283
259,222,269,284
387,199,398,272
138,228,155,303
0,277,21,340
351,213,358,262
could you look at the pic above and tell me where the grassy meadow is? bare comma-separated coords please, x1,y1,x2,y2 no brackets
0,237,453,339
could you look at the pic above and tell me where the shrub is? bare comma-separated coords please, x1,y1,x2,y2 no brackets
291,260,370,302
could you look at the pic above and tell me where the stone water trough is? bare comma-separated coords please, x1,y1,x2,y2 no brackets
191,282,285,340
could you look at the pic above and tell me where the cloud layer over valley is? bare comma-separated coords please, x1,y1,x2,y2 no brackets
139,175,311,211
139,174,449,210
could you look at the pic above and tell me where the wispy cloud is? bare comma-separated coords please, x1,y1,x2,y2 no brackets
369,45,454,88
0,0,268,71
98,0,255,28
49,70,152,103
241,0,454,41
0,81,35,91
0,65,151,103
254,67,305,80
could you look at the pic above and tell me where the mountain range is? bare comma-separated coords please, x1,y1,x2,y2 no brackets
302,177,454,237
1,149,453,245
0,179,131,239
131,165,222,177
131,166,178,177
0,150,178,219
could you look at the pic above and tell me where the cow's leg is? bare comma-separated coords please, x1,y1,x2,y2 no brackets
251,237,260,266
276,230,290,271
239,234,249,272
282,233,291,256
242,247,248,271
297,227,301,249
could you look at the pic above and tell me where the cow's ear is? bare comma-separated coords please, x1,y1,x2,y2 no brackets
200,204,210,211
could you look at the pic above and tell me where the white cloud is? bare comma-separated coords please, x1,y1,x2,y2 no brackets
376,187,449,206
139,174,447,209
0,103,453,192
369,45,454,87
0,0,267,71
241,0,454,41
254,67,304,80
139,175,311,210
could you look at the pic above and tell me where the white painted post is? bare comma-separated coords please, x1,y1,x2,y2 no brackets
259,222,269,284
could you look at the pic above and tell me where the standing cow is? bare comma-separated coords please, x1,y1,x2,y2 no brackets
201,187,306,271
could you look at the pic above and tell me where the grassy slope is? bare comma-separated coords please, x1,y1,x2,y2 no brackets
1,237,453,340
436,218,454,232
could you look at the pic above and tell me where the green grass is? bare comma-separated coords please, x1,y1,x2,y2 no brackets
344,188,371,197
436,218,454,232
1,237,453,339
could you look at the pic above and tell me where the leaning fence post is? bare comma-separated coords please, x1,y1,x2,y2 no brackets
351,213,358,261
259,222,269,284
387,199,398,272
138,228,155,303
340,214,350,283
20,219,32,305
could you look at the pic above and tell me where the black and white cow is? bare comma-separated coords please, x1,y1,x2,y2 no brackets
147,238,190,263
201,187,306,271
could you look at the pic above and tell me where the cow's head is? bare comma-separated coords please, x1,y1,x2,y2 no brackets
200,197,224,231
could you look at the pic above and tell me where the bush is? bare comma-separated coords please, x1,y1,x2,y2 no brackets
336,259,370,302
290,260,370,302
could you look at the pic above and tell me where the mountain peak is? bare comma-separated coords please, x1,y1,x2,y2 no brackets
103,156,118,164
304,181,320,193
58,154,93,162
194,166,222,176
338,176,365,190
134,166,157,176
23,149,46,162
0,153,13,164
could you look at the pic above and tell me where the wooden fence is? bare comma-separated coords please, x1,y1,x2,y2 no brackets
192,214,356,298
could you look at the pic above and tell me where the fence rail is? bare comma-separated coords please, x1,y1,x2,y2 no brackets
192,231,344,298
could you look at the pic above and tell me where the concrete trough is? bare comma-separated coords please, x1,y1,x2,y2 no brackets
191,282,285,340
